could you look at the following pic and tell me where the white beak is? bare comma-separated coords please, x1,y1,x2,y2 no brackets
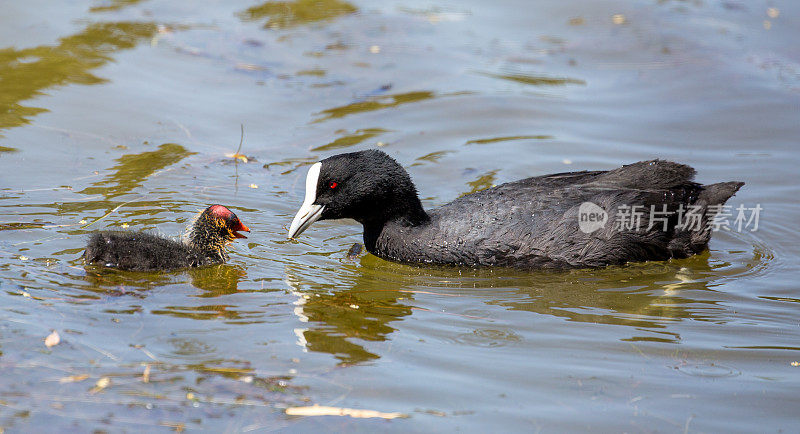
288,162,324,239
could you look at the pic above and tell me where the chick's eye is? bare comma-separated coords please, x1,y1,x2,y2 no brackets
329,181,338,189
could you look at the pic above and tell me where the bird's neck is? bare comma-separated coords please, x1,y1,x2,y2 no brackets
362,200,430,254
189,222,230,263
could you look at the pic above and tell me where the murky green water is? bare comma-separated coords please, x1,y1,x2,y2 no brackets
1,0,799,431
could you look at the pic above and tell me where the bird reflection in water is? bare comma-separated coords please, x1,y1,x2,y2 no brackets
283,263,414,365
189,264,247,296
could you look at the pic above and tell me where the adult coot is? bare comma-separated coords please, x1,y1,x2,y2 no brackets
85,204,250,271
287,150,744,269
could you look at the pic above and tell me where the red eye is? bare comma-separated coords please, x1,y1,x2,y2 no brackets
329,181,338,189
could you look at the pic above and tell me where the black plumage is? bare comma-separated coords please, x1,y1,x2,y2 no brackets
84,205,249,271
288,150,744,269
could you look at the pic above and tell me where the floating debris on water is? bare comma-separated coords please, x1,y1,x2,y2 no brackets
227,124,255,163
767,8,779,18
59,374,89,384
90,377,111,394
285,404,408,419
346,243,364,260
569,17,584,26
235,62,267,71
226,152,254,163
142,364,151,383
44,330,60,348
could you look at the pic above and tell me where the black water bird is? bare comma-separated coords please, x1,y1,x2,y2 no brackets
287,150,743,269
85,205,250,271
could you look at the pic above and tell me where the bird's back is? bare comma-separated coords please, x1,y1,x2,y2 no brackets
375,160,743,268
84,231,204,271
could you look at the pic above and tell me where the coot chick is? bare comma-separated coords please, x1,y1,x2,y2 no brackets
287,150,744,269
85,205,250,271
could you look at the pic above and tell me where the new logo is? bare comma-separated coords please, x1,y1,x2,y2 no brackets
578,202,608,233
